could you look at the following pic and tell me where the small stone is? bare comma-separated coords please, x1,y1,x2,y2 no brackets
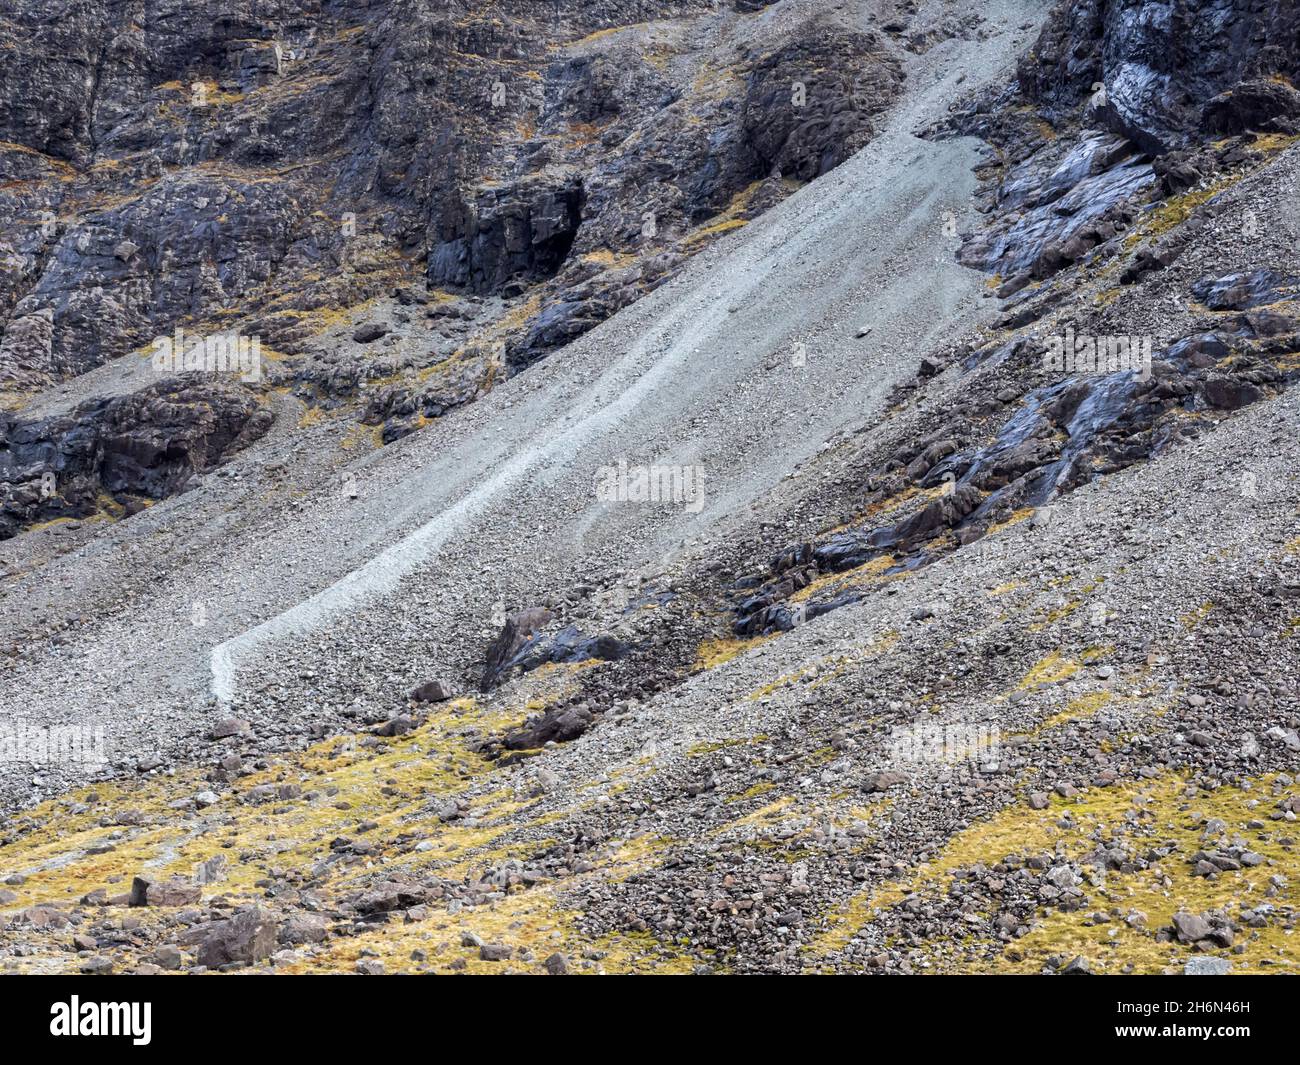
543,952,569,975
479,943,513,961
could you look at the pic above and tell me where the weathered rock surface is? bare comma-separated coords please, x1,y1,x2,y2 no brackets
0,380,270,538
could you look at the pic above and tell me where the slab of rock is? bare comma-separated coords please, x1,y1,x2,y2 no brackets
279,913,329,946
862,770,908,793
1171,911,1212,944
197,906,277,968
410,679,455,702
129,876,202,907
208,717,250,740
1184,957,1231,976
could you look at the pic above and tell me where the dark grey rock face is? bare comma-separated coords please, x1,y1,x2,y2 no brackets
0,1,902,396
428,179,585,294
0,379,271,538
1020,0,1300,155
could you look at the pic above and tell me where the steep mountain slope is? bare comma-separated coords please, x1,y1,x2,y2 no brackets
0,0,1297,976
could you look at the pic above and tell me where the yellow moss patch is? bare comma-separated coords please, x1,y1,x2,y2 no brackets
569,23,646,48
811,781,1152,955
988,580,1024,597
1038,689,1113,731
693,634,771,671
720,796,797,833
987,507,1035,535
297,405,327,429
1016,648,1107,692
789,553,897,605
814,773,1300,973
686,738,747,757
0,698,520,914
681,217,747,247
965,776,1300,974
22,509,113,535
730,782,776,803
1125,177,1242,250
0,662,706,973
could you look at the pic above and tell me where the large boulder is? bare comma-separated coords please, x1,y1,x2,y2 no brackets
1202,79,1300,136
129,876,202,907
196,907,277,968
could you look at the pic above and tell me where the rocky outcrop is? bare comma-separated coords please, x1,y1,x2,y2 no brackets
428,179,585,294
741,29,902,182
0,379,270,538
0,0,904,444
1021,0,1300,155
480,606,554,691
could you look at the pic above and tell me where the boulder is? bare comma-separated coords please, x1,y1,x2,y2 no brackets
410,679,455,703
197,907,277,968
129,876,202,907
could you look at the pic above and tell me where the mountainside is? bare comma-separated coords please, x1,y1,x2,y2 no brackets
0,0,1298,976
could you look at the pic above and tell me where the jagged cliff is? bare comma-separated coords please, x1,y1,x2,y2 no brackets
2,1,912,532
